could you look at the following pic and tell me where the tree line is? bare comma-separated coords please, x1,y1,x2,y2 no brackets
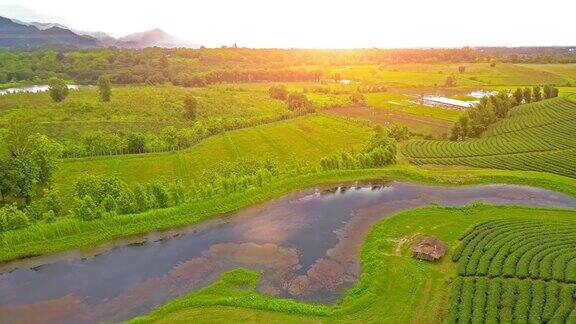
4,47,576,87
450,86,559,141
0,125,402,232
320,126,399,171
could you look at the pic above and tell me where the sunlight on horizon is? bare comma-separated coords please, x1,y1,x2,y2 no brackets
0,0,574,48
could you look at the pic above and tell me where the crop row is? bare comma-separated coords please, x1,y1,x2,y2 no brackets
446,277,576,324
403,97,576,179
406,148,576,179
486,97,576,136
406,120,574,158
453,219,576,283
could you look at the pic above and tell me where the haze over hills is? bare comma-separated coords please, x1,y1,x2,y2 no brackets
0,15,199,48
0,16,99,47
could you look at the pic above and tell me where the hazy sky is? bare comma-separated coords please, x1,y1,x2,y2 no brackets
0,0,574,48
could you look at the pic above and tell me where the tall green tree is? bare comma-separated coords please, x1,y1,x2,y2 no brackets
532,86,542,102
97,75,112,102
5,114,41,157
10,155,40,204
28,134,63,188
523,87,532,103
0,159,13,202
514,88,524,104
48,77,69,102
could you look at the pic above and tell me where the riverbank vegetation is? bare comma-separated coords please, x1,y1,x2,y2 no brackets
1,165,575,263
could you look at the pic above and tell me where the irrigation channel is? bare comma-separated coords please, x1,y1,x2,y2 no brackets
1,181,575,323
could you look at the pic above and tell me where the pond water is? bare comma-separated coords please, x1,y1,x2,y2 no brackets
0,181,575,323
0,85,81,96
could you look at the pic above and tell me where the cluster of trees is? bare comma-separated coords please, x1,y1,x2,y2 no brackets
72,176,187,220
0,115,64,232
172,69,322,88
451,86,560,141
350,92,367,106
0,191,62,231
71,158,284,221
48,75,112,103
320,126,397,171
450,92,518,140
268,85,314,112
0,115,63,204
513,85,559,104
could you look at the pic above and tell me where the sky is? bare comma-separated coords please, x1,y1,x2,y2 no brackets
0,0,574,48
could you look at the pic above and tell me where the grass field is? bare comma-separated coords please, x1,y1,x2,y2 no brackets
365,92,462,122
54,115,373,196
325,63,576,87
324,106,453,137
403,97,576,178
128,204,576,323
0,84,290,139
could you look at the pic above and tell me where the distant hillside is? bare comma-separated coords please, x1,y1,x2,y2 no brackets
403,97,576,178
0,16,100,48
116,28,199,48
0,15,199,49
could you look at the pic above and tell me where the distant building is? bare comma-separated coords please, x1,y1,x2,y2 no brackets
423,96,477,109
412,236,448,261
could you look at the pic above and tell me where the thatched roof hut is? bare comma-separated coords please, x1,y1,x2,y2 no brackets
412,236,447,261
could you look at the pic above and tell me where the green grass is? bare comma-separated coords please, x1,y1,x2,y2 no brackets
3,165,576,263
324,63,576,87
403,97,576,178
0,84,290,139
128,204,576,323
54,114,373,197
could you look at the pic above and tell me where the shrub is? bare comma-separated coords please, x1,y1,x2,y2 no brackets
269,85,288,100
73,195,103,221
0,204,30,231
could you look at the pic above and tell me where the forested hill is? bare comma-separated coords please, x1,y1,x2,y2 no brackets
403,97,576,178
0,16,100,48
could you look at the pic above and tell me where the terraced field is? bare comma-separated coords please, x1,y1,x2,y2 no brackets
403,97,576,178
54,114,372,195
448,219,576,323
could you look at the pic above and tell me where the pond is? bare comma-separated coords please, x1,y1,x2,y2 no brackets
0,85,81,96
0,181,575,323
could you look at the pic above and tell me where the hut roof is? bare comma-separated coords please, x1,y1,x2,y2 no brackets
412,236,448,261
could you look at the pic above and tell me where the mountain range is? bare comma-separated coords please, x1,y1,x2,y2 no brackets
0,15,199,49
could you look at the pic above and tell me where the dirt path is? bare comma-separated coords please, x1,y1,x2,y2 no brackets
411,277,433,324
323,106,452,136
